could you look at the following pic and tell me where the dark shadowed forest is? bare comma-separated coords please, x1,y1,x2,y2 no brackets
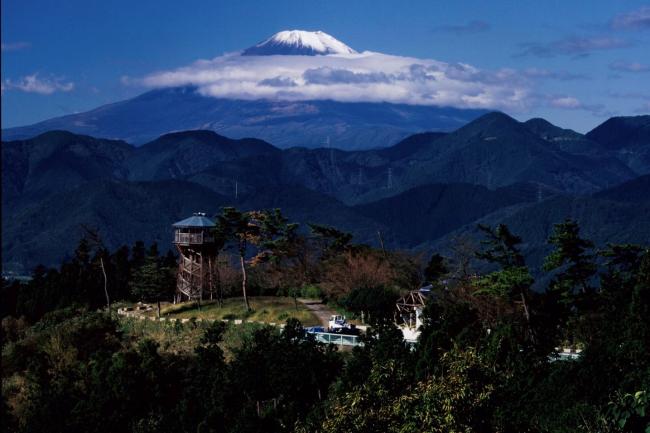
2,209,649,433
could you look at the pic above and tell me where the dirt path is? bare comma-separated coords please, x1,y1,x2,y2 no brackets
297,299,335,327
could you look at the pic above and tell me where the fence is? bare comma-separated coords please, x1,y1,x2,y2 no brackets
307,331,363,347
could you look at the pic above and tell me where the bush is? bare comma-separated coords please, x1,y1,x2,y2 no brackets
343,285,399,323
300,284,322,299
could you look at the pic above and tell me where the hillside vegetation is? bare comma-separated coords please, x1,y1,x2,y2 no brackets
3,113,649,274
2,212,649,432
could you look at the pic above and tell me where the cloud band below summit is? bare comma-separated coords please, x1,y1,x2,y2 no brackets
128,51,535,112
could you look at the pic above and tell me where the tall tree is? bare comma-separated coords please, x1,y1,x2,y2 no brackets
309,224,353,260
250,209,303,308
216,207,259,311
80,226,112,315
130,255,175,318
543,219,597,298
424,253,449,286
475,224,534,335
131,240,147,269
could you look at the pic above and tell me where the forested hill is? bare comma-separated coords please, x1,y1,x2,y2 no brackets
2,204,649,432
2,112,649,273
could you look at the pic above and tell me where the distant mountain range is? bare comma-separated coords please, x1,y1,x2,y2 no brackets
1,87,488,150
2,112,649,274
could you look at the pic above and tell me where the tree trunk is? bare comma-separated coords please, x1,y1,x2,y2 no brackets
240,254,250,311
215,258,222,307
100,257,110,315
520,290,530,323
520,289,535,344
157,300,161,319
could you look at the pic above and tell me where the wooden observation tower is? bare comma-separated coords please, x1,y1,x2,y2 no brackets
172,212,217,301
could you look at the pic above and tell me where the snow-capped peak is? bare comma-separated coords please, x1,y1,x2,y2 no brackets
242,30,357,56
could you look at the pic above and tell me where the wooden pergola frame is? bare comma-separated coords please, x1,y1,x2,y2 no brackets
395,290,427,329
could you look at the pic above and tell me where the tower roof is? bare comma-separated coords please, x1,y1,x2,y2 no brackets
172,213,216,228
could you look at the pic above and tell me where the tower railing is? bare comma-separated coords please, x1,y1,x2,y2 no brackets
174,232,214,245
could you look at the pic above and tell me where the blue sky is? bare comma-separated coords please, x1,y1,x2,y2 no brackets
2,0,649,132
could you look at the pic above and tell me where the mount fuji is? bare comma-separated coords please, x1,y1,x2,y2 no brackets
242,30,357,56
1,30,489,149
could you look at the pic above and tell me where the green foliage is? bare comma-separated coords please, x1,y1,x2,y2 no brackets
342,285,398,324
544,218,597,297
604,391,650,433
415,294,482,379
299,284,323,299
1,238,174,322
2,217,650,433
476,223,525,268
322,346,495,433
130,257,175,305
309,224,353,259
474,266,533,299
227,318,342,432
423,252,448,284
406,347,496,433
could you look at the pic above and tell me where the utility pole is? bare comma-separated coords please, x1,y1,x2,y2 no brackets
324,136,335,168
235,180,239,200
377,230,387,259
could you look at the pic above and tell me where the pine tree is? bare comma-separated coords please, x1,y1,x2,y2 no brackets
216,207,259,311
130,255,174,318
544,219,596,298
475,224,534,336
424,253,448,285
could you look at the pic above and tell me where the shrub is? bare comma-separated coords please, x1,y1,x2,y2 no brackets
300,284,322,299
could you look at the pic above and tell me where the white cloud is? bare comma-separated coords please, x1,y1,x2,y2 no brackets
550,96,582,109
125,50,552,112
548,95,609,116
1,41,30,52
3,74,74,95
612,6,650,30
609,61,650,73
517,36,630,58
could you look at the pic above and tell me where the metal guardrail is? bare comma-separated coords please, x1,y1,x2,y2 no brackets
550,350,582,362
307,331,363,346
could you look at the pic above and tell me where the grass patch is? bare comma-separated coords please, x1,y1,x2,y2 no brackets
119,317,269,360
154,296,320,326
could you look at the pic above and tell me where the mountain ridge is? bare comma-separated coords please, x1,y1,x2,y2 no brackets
0,87,489,150
2,113,649,273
